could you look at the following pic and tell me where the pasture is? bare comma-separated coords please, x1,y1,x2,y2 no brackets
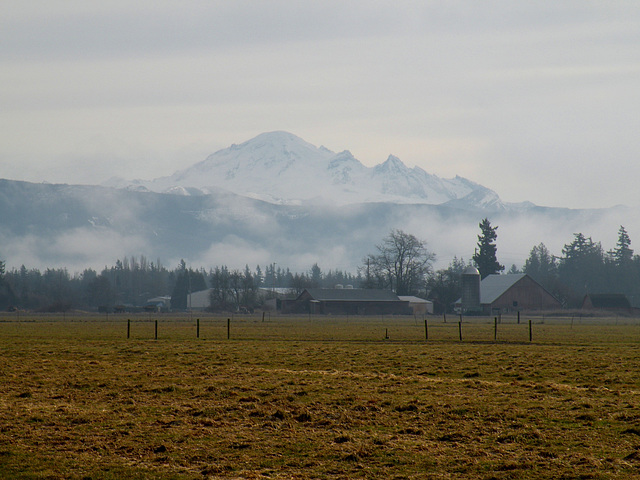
1,313,640,479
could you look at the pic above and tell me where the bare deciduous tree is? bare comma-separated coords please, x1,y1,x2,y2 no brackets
363,230,435,295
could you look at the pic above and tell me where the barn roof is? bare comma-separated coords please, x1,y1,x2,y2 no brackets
480,274,527,305
302,288,402,302
583,293,631,309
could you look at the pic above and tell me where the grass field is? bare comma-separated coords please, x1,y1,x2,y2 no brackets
1,313,640,479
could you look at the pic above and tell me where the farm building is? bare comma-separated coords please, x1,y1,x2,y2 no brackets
457,273,562,314
398,296,434,315
187,288,212,310
144,296,171,312
281,288,412,315
186,287,294,311
581,294,632,314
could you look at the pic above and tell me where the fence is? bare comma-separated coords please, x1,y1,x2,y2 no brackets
1,311,639,344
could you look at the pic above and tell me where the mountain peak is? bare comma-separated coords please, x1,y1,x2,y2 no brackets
374,155,410,175
134,132,504,208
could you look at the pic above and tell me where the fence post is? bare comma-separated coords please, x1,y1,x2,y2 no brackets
127,319,130,339
227,318,230,340
154,319,158,340
196,318,200,339
494,317,498,341
424,318,428,341
458,320,462,342
517,311,520,324
529,319,532,342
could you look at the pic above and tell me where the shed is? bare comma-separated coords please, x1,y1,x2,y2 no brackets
581,294,631,313
281,288,411,315
144,296,171,312
187,288,213,310
398,296,434,315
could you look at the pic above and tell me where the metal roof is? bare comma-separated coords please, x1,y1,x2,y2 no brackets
303,288,402,302
480,274,527,304
462,266,480,276
398,296,433,304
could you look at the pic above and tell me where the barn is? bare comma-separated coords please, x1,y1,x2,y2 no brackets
458,273,562,314
581,294,632,314
281,288,412,315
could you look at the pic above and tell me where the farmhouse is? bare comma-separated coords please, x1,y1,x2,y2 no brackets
282,288,412,315
458,272,562,314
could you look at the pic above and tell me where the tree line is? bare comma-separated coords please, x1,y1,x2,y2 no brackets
0,256,360,312
0,221,639,312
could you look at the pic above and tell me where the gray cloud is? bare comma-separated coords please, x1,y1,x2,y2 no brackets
1,2,639,210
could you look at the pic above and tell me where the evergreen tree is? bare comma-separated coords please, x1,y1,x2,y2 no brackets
310,263,322,287
171,267,207,310
472,218,504,279
613,225,633,267
558,233,605,305
523,243,558,291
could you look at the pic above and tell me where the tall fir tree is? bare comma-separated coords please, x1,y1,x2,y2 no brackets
613,225,633,267
472,218,504,279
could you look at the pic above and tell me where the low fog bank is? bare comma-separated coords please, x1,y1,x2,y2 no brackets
0,179,636,275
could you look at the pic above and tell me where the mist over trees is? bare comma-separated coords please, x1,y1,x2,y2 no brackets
523,226,640,308
2,224,640,312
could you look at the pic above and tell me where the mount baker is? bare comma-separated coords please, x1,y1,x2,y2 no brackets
107,131,522,211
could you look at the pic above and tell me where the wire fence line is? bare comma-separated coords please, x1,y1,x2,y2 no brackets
1,312,639,344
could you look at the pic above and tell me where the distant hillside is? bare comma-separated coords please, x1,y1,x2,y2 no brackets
0,178,631,274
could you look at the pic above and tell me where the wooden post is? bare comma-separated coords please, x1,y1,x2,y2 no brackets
262,311,265,322
424,318,428,341
385,328,389,340
529,319,532,342
494,317,498,341
127,319,130,339
154,319,158,340
517,311,520,324
227,318,230,340
196,318,200,339
443,312,446,323
458,320,462,342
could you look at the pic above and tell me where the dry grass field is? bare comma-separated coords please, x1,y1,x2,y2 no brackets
1,313,640,479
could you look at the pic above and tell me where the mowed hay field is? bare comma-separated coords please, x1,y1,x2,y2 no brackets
1,315,640,479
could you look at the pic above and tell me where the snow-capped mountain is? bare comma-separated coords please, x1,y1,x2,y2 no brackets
116,131,506,209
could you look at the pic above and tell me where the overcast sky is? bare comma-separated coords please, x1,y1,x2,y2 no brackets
2,1,639,209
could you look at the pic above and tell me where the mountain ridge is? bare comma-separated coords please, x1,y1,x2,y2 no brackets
0,177,632,275
108,131,517,211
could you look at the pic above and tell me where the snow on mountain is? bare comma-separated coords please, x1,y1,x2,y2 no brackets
127,131,507,209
